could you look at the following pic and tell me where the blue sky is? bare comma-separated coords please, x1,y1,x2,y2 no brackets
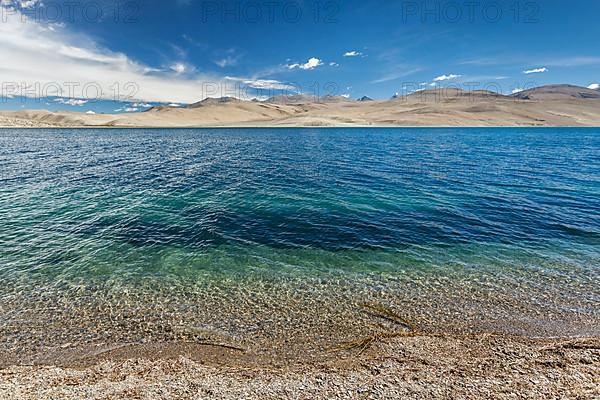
1,0,599,113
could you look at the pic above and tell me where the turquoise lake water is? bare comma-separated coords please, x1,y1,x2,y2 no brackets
0,128,599,357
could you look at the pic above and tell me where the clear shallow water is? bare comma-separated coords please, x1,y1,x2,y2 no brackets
0,128,599,359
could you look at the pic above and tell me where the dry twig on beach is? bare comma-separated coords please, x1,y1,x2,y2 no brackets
330,304,420,353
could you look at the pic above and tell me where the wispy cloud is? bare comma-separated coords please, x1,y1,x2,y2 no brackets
544,57,600,67
0,8,231,103
343,51,362,57
287,57,323,70
461,55,600,70
371,67,423,84
458,57,505,66
523,67,548,74
458,75,509,82
214,57,237,68
213,49,242,68
589,83,600,90
181,34,208,50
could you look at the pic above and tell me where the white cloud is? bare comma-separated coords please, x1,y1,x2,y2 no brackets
287,57,323,70
115,107,140,113
250,95,271,102
343,51,362,57
523,67,548,74
54,98,88,106
2,0,41,9
85,110,96,114
329,62,339,67
588,83,600,90
512,88,525,94
170,63,188,74
19,0,39,8
0,9,232,104
223,76,295,91
433,74,462,82
340,94,350,98
245,79,294,91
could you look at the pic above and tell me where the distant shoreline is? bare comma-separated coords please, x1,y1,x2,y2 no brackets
3,85,600,129
3,124,600,129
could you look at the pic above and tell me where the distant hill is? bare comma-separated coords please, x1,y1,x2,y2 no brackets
3,84,600,128
512,84,600,100
265,94,320,104
265,94,351,104
321,95,353,103
404,88,505,100
188,97,238,108
357,96,374,102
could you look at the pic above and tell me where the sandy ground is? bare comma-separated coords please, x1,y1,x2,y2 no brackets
2,87,600,128
0,115,61,128
1,282,598,399
1,293,598,398
1,334,598,399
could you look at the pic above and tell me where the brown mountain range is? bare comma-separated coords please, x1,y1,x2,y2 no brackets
1,84,599,128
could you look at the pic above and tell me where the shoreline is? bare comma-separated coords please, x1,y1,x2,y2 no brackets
3,124,600,129
3,327,598,369
3,274,597,372
2,332,598,399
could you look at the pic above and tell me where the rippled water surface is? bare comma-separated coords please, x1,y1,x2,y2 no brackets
1,128,599,360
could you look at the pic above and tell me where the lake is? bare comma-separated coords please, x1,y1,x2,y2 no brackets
1,128,598,362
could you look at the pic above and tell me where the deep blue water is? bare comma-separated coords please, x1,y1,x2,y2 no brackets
0,128,599,343
2,128,598,250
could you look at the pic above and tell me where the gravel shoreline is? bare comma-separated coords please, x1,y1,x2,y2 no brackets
1,334,598,399
1,279,598,398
